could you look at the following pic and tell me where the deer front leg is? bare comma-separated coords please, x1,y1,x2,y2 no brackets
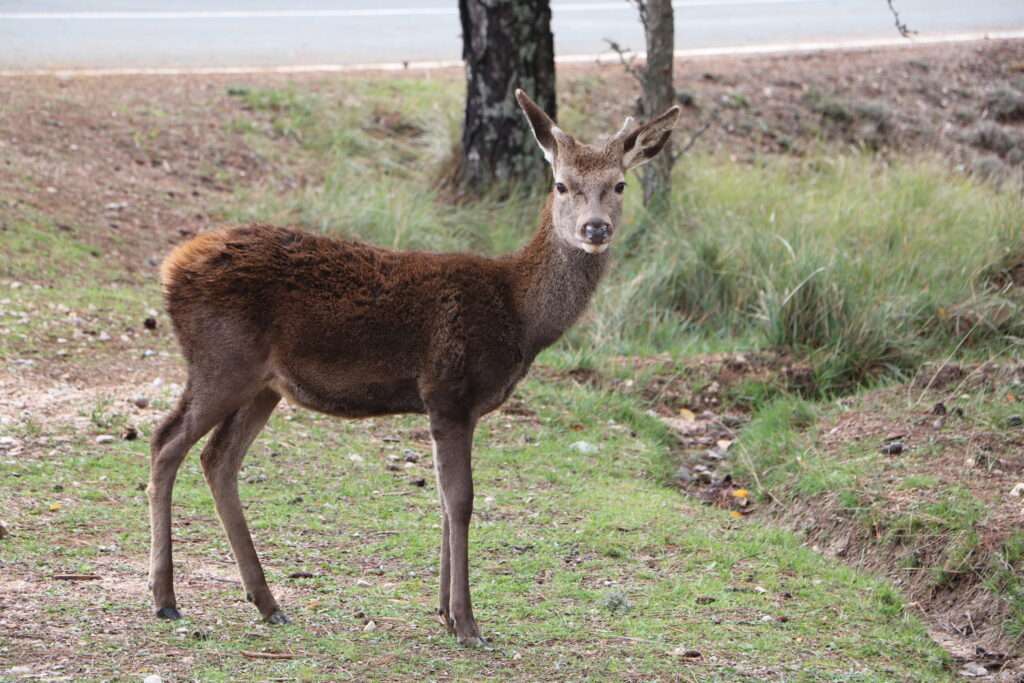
436,500,455,634
430,413,485,647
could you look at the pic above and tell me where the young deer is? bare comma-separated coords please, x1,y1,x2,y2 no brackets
148,90,680,646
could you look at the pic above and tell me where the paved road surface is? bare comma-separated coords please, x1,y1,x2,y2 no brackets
2,0,1023,71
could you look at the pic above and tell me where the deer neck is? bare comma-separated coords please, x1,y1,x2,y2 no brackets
512,196,609,355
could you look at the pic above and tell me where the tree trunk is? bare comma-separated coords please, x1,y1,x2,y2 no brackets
638,0,675,209
456,0,556,196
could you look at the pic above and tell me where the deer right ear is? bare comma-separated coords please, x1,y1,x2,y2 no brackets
515,89,569,165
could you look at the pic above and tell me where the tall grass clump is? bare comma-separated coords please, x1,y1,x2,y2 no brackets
222,83,1024,391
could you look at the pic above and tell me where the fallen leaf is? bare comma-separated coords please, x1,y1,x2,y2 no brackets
49,502,62,512
678,408,696,422
730,511,743,519
731,488,749,499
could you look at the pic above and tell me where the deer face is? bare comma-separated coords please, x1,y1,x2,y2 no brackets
516,89,681,254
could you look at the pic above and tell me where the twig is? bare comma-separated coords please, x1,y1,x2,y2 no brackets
885,0,917,39
241,651,299,660
53,574,101,581
604,38,645,86
675,110,719,158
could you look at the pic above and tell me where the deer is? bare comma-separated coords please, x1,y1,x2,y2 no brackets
148,89,680,647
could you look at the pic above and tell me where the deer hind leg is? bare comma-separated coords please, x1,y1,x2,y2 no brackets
149,381,246,619
199,387,285,623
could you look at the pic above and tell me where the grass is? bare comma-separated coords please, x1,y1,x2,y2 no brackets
0,371,955,681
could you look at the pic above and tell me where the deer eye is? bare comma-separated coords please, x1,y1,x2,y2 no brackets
614,181,627,194
555,182,568,195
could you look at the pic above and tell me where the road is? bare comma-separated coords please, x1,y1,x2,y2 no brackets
1,0,1023,72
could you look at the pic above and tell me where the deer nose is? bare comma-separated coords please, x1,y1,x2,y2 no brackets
582,220,611,244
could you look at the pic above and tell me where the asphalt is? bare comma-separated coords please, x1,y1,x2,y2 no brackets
1,0,1023,71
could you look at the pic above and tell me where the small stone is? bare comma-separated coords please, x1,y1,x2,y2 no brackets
931,402,947,416
674,466,694,484
143,675,163,683
570,440,599,454
95,435,115,444
880,441,905,456
363,620,377,632
670,647,702,658
355,578,372,588
0,520,8,539
122,426,138,441
402,449,420,463
97,331,111,342
1010,483,1024,498
143,317,157,330
133,396,150,409
410,477,427,487
959,662,989,677
1007,415,1023,428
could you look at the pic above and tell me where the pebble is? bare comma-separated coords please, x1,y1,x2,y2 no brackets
143,676,163,683
363,620,377,632
355,578,372,588
95,435,115,444
880,441,904,456
122,426,139,441
569,440,599,454
132,396,150,409
0,519,8,539
959,662,989,678
1010,483,1024,498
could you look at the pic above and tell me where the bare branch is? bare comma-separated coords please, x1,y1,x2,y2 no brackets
885,0,917,39
603,38,645,87
630,0,650,33
673,109,719,161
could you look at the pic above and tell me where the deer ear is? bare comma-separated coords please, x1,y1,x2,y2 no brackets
621,105,681,170
515,89,570,165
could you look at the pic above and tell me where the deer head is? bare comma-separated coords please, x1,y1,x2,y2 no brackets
515,89,681,254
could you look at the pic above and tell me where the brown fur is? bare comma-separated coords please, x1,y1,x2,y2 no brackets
146,91,679,646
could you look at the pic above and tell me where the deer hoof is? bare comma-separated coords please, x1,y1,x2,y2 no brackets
265,609,290,625
155,606,182,620
436,610,456,634
458,635,491,650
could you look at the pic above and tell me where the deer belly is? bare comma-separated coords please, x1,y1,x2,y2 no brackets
269,375,425,417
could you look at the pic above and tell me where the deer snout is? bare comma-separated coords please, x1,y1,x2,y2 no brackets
581,219,612,245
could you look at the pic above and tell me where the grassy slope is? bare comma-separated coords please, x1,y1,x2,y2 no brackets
732,380,1024,652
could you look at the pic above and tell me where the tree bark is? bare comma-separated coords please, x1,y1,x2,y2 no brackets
637,0,675,209
456,0,556,197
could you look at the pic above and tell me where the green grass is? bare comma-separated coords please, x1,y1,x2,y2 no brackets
1,373,954,681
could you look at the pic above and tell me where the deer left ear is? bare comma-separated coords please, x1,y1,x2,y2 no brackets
515,88,572,165
621,106,681,170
